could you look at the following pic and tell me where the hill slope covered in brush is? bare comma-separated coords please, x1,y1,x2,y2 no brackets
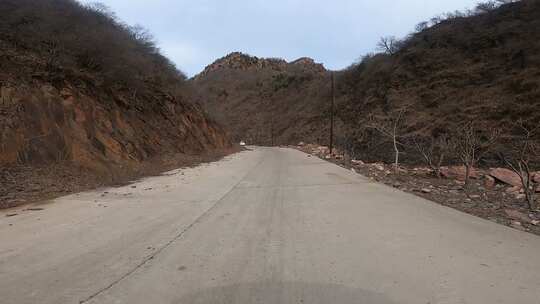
337,0,540,162
0,0,230,207
192,53,331,146
196,0,540,163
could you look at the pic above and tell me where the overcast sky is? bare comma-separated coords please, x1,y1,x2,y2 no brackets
80,0,480,77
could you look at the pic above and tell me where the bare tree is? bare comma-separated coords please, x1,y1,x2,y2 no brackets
411,134,450,178
501,120,539,211
367,108,407,170
415,21,429,32
475,1,499,13
452,122,500,187
376,36,402,55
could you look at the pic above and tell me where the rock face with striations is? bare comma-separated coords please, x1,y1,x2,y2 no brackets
0,0,231,173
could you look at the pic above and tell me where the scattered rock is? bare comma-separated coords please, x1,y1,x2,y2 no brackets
506,186,521,193
6,213,18,217
484,176,496,189
532,172,540,183
393,182,402,188
504,209,533,224
369,163,385,171
421,188,432,193
131,185,137,188
351,160,364,165
440,166,480,181
24,207,44,211
510,221,527,231
469,195,481,199
489,168,522,187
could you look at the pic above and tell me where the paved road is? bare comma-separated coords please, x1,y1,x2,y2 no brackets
1,147,540,304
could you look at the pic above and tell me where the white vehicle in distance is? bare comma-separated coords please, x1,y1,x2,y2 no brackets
239,141,246,146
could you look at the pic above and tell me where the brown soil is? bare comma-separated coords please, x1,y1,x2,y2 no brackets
1,146,242,210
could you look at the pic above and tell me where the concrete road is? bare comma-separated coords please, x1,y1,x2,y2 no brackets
1,147,540,304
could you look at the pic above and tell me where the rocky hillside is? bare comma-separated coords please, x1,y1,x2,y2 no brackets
192,52,330,145
197,0,540,165
0,0,231,207
336,0,540,163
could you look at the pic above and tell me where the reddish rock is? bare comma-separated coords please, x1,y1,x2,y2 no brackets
484,176,496,189
489,168,522,187
532,172,540,183
440,166,480,181
506,186,521,193
510,221,527,231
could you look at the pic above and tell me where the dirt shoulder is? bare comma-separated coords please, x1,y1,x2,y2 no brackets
296,144,540,236
1,146,243,210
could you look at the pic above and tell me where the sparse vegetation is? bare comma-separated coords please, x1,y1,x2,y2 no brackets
0,0,185,95
451,123,500,187
500,120,539,210
0,0,231,208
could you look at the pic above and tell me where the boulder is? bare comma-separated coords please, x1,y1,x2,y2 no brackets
489,168,522,187
440,166,480,181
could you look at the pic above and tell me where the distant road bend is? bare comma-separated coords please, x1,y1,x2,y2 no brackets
1,147,539,304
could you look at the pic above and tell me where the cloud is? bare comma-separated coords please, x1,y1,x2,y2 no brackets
80,0,481,76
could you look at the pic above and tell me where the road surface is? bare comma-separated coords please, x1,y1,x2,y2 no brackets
1,147,540,304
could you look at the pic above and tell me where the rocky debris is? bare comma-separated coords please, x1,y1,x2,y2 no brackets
368,163,386,171
299,144,345,160
489,168,522,187
510,221,527,231
351,160,364,165
505,186,522,193
532,172,540,183
440,166,480,181
484,176,496,189
504,209,534,224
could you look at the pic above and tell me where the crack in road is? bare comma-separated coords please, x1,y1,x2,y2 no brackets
79,156,266,304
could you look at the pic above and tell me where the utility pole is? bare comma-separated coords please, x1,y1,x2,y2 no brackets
271,114,275,147
329,71,335,154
